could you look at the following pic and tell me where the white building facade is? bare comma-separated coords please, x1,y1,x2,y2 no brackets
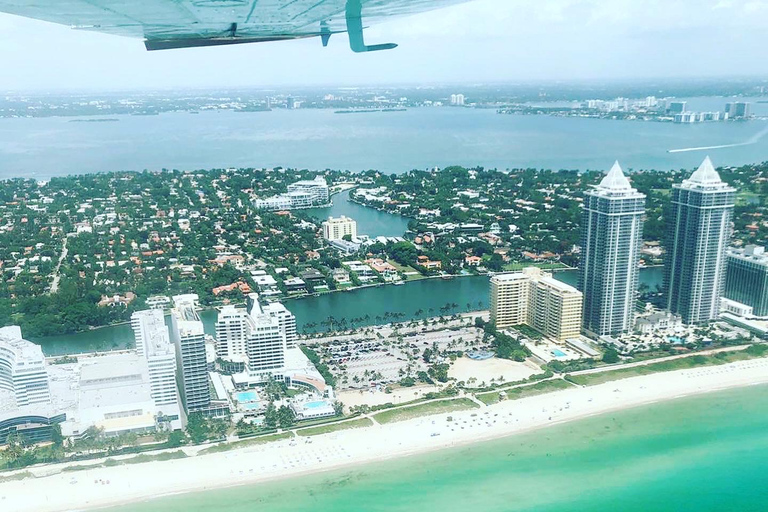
0,326,50,408
131,310,183,430
170,295,211,413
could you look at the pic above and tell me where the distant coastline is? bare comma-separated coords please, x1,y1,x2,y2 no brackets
68,118,119,123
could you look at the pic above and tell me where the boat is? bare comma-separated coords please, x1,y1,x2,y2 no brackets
394,281,405,286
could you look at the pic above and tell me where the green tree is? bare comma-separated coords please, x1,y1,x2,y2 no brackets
264,402,278,429
602,347,620,364
277,405,295,429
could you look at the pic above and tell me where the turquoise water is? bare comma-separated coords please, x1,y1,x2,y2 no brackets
304,400,329,409
109,385,768,512
552,349,567,358
2,105,768,179
235,391,258,402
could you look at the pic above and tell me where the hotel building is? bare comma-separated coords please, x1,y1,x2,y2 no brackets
131,310,183,429
215,294,294,383
0,326,50,408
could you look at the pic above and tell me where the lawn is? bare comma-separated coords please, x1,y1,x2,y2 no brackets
373,398,480,424
296,418,373,436
475,379,573,405
567,347,766,387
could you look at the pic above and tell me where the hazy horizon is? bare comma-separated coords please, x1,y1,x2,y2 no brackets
1,0,768,91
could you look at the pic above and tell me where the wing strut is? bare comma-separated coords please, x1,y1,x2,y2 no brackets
345,0,397,53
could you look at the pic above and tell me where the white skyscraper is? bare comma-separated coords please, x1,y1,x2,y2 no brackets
263,301,298,349
665,157,735,324
215,306,250,359
131,310,183,429
170,295,210,413
580,162,646,336
214,295,295,382
0,326,50,407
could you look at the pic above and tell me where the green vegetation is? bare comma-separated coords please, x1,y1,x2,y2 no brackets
567,347,766,387
485,326,531,361
186,414,229,444
0,471,34,482
475,379,573,405
197,433,292,455
296,418,373,436
373,398,480,424
300,345,336,386
602,347,620,364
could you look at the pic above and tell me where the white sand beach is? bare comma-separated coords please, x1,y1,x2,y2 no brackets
2,356,768,512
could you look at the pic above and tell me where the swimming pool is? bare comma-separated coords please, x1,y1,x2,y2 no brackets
552,349,567,358
668,336,685,344
304,400,329,409
236,391,258,403
242,402,261,411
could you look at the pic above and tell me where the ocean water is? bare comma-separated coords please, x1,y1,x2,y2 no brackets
2,103,768,179
110,385,768,512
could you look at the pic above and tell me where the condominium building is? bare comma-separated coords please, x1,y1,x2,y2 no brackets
170,295,210,413
665,157,735,324
254,177,330,210
527,274,583,341
725,102,751,119
490,268,583,341
131,310,183,429
0,326,50,408
322,215,357,241
490,272,531,328
725,245,768,317
580,162,646,336
287,176,329,204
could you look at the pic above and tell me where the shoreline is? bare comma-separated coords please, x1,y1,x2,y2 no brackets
3,356,768,512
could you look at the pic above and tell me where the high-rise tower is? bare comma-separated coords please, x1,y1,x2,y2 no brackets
579,162,646,336
170,295,210,413
665,157,735,324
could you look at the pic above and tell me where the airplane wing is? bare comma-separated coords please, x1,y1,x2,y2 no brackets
0,0,473,52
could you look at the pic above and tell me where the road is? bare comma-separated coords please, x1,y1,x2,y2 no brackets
49,236,69,294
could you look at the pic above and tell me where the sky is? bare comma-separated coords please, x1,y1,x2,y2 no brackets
0,0,767,91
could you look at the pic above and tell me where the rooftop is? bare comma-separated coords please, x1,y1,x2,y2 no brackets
598,161,632,191
679,157,736,192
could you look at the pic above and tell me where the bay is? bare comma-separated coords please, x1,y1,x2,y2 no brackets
107,384,768,512
2,102,768,180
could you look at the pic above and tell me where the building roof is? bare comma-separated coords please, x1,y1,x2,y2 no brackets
687,156,722,185
679,157,735,193
598,161,632,191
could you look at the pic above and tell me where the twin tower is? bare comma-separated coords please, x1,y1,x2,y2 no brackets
579,157,735,336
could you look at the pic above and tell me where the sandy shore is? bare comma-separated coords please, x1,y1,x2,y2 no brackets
3,357,768,512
